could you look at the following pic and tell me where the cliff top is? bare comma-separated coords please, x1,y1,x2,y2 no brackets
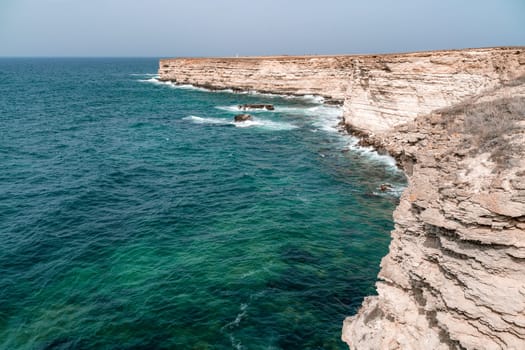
160,46,524,61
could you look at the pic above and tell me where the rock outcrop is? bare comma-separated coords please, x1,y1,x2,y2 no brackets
234,114,252,122
159,47,525,349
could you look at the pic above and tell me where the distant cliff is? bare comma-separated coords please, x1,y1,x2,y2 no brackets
159,56,354,104
159,47,525,349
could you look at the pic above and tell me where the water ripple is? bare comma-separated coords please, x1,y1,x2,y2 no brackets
0,58,406,349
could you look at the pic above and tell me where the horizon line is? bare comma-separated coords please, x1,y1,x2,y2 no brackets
1,45,524,60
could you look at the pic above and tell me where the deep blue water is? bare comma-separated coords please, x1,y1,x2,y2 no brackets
0,58,405,349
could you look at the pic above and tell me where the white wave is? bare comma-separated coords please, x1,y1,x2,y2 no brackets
140,79,340,131
347,137,401,171
241,90,325,103
302,106,343,133
372,183,406,197
236,118,297,130
138,77,168,85
244,91,326,103
392,184,407,196
216,104,340,116
231,303,248,328
313,106,343,133
229,335,243,350
183,115,297,131
172,84,210,92
139,78,327,103
138,78,213,92
183,116,227,125
302,94,326,104
216,104,342,133
240,269,259,279
215,105,244,113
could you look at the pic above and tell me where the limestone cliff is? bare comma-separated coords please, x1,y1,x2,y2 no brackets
342,48,525,135
159,47,525,349
340,47,525,350
342,83,525,349
159,55,355,104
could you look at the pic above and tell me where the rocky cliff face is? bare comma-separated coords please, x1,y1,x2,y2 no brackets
340,48,525,350
159,56,355,104
159,47,525,349
342,82,525,349
342,48,525,134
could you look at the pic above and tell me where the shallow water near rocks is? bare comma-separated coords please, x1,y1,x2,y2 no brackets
0,58,406,349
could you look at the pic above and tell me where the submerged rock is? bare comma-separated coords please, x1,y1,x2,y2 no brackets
234,114,252,122
239,104,274,111
379,183,392,192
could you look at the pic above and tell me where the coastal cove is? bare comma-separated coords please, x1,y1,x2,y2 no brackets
160,47,525,349
0,58,405,349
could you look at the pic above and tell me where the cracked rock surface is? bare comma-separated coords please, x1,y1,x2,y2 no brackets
342,82,525,350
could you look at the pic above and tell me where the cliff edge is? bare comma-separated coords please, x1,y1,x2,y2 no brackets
341,48,525,350
159,47,525,349
342,83,525,349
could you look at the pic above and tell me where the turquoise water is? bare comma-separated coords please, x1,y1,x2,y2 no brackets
0,58,405,349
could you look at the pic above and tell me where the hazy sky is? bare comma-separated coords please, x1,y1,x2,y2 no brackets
0,0,523,57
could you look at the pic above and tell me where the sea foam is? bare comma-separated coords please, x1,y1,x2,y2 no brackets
139,78,327,103
346,136,402,173
183,116,297,131
215,104,343,133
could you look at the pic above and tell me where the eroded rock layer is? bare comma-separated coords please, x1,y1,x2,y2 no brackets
343,47,525,134
342,83,525,350
159,55,355,104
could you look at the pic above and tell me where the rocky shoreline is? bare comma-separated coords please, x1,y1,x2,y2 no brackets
341,85,525,349
159,47,525,349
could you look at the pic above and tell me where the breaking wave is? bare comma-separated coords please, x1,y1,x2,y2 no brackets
215,105,343,133
183,116,298,131
346,136,403,174
139,78,326,102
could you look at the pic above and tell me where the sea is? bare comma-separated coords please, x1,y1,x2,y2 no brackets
0,58,406,349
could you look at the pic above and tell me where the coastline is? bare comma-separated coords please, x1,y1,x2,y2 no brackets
342,85,525,348
146,77,337,105
158,47,525,349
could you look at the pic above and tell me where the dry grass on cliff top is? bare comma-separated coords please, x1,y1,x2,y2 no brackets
440,95,525,168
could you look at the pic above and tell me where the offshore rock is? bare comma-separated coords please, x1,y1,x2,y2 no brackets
234,114,252,122
239,104,275,111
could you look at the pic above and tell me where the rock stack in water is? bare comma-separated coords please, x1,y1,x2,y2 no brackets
234,114,252,122
238,104,275,111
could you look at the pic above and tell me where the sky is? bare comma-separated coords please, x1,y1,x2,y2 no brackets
0,0,523,57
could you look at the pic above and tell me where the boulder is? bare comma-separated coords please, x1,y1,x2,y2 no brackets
234,114,253,122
